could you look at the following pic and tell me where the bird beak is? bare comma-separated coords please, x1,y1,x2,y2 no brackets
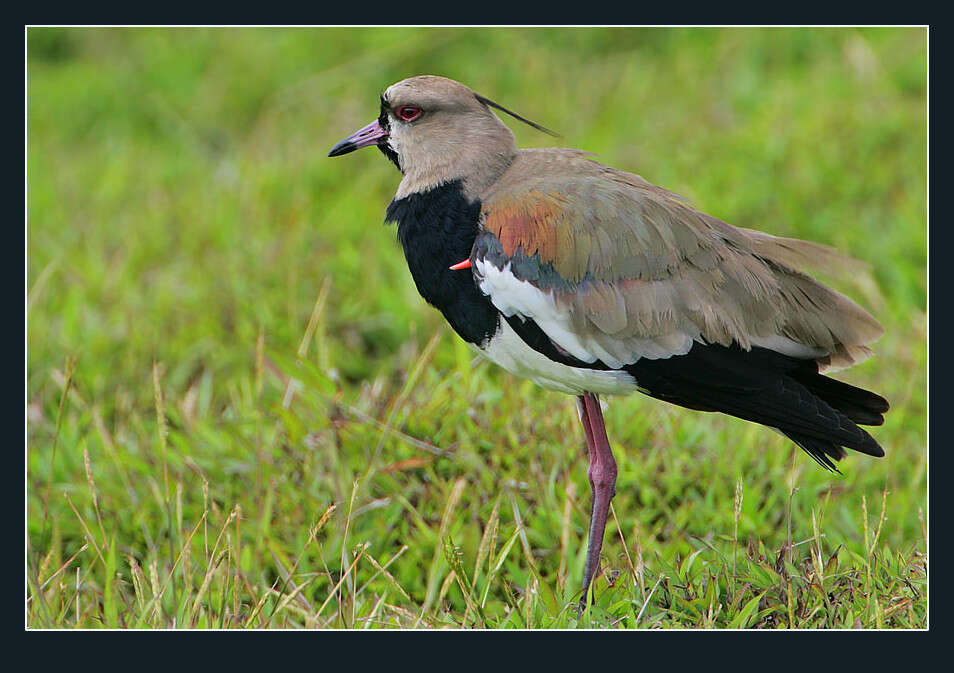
328,119,388,157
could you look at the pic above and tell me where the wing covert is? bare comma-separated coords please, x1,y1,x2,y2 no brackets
471,150,883,371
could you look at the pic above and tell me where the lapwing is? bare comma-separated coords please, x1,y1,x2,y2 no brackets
328,75,889,605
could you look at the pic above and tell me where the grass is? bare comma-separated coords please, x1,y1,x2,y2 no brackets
26,27,926,629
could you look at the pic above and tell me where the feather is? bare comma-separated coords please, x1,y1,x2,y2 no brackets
477,149,884,370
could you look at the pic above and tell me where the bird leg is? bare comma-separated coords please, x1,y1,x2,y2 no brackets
577,392,618,607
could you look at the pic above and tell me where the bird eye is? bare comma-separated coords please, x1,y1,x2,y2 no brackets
396,106,422,122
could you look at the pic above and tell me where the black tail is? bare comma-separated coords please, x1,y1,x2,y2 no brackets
779,371,888,471
626,342,888,471
790,369,889,427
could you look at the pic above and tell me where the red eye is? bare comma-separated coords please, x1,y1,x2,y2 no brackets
396,106,422,122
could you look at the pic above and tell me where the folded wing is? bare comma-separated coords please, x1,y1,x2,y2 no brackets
473,149,884,373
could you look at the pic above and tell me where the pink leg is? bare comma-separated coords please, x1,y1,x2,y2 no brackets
577,392,618,606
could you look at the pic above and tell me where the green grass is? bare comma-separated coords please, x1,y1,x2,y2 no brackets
27,27,926,629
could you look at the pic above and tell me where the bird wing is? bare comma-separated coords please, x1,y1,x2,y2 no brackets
473,150,883,371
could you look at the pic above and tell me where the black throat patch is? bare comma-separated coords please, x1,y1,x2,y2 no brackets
385,180,499,346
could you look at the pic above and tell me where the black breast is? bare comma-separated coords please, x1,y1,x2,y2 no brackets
385,180,500,346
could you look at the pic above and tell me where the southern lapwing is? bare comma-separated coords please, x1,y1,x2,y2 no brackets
328,75,889,605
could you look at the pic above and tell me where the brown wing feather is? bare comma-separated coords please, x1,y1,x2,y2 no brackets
477,149,883,371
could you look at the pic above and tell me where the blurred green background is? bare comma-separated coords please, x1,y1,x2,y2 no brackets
27,27,926,628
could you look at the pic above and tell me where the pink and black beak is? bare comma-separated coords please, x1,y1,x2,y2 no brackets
327,118,389,157
329,97,400,170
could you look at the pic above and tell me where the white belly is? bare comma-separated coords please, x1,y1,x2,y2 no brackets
478,318,639,395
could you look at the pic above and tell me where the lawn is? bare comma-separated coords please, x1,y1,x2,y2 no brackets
26,27,927,628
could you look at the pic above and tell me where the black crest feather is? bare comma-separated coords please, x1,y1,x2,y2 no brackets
474,94,559,137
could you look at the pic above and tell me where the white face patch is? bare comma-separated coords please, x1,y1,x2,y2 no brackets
384,120,407,169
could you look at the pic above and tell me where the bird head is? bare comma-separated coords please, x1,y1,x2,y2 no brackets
329,75,556,198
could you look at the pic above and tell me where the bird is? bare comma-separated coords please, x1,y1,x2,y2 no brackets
328,75,889,606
